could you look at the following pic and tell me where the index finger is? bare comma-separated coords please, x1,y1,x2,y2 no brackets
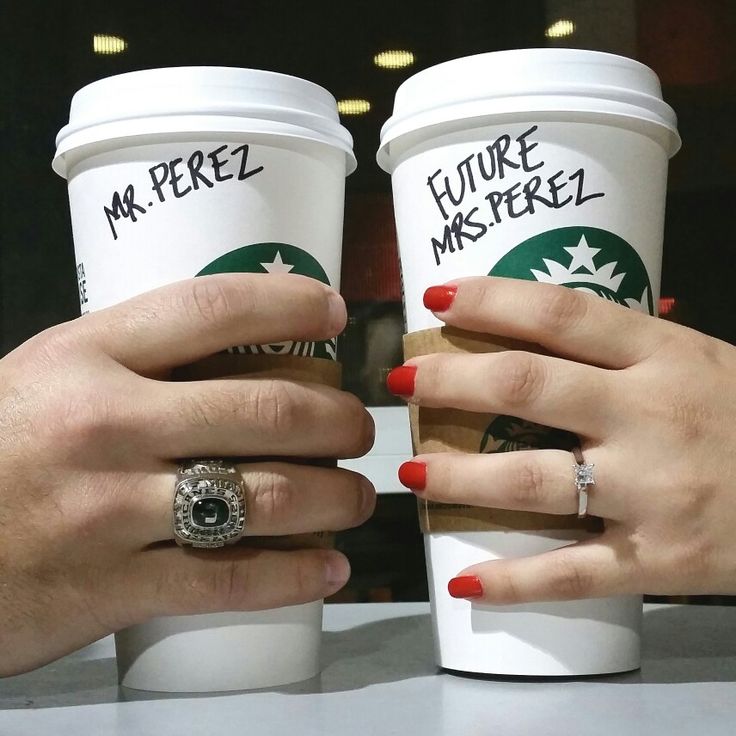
425,277,673,369
80,273,346,374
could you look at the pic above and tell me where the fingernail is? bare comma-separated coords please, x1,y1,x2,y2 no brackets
364,411,376,451
386,365,417,397
359,476,377,518
398,461,427,492
325,552,351,588
328,292,347,333
448,575,483,599
423,285,457,313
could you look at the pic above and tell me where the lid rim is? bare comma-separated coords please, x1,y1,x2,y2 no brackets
376,104,681,171
54,66,353,174
378,49,680,168
52,115,356,178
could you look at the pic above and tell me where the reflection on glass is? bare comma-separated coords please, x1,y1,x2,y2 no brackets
373,50,415,69
545,19,576,38
92,34,128,55
337,98,371,115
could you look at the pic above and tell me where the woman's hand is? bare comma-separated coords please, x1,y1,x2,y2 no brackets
0,273,375,676
390,277,736,604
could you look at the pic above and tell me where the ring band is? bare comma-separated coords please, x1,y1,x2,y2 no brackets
173,459,246,548
572,447,595,519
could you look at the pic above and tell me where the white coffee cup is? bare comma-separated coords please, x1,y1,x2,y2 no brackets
378,49,680,676
53,66,355,692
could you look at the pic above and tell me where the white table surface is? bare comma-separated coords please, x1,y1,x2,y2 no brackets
1,602,734,735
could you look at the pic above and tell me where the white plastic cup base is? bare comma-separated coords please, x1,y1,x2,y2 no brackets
115,601,322,692
426,533,641,676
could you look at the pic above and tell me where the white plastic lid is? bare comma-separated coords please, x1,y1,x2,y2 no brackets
53,66,356,177
377,49,680,171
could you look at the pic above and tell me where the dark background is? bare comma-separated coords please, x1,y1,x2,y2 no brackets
2,0,735,603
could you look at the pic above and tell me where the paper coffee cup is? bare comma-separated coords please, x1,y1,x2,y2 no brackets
53,66,355,691
378,49,680,676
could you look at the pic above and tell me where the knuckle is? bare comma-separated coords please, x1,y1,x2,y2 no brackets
176,389,226,429
252,471,293,529
185,277,243,327
509,459,547,509
672,533,712,583
673,476,716,522
549,555,595,599
45,390,119,453
496,352,546,407
251,380,297,434
205,558,248,610
290,553,321,603
660,392,709,442
491,566,523,605
23,322,80,366
415,354,447,397
537,285,589,333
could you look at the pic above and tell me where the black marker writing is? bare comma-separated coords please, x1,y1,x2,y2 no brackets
426,126,605,265
104,143,265,240
104,184,146,241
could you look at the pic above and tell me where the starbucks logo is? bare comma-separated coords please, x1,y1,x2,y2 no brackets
197,243,336,360
482,227,651,454
480,415,577,454
489,226,654,315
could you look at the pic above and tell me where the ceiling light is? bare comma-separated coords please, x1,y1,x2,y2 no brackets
545,20,575,39
337,99,371,116
374,50,415,69
93,34,128,55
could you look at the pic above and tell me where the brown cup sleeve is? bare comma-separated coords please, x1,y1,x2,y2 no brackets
404,327,602,534
174,353,342,550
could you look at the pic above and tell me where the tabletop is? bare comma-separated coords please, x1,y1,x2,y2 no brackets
1,602,734,735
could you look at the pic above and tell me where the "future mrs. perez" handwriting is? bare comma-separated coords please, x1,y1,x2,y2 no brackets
103,144,264,240
427,125,605,265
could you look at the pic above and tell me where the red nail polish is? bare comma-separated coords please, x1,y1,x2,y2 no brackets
398,461,427,491
448,575,483,599
386,365,417,397
423,285,457,312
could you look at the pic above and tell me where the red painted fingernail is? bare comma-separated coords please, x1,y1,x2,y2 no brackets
423,285,458,312
448,575,484,599
398,461,427,491
386,365,417,397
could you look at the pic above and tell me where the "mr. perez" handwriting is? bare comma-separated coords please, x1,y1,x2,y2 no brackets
427,125,605,265
103,144,264,240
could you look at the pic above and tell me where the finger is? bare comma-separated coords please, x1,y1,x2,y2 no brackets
80,273,346,374
448,535,630,604
129,545,351,618
425,277,671,369
394,351,614,437
140,378,375,459
130,462,376,546
399,449,621,520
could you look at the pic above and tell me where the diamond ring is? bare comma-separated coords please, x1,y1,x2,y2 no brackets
173,459,246,548
572,447,595,519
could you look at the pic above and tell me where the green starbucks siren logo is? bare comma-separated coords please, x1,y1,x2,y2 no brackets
489,226,654,315
482,227,652,454
198,242,336,360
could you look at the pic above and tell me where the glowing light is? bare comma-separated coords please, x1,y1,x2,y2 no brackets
658,297,676,315
337,99,371,116
93,34,128,55
545,19,576,39
374,50,415,69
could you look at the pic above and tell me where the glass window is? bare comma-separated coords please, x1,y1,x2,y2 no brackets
3,0,735,603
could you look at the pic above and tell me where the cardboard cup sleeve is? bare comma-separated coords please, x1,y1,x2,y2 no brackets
404,326,603,535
